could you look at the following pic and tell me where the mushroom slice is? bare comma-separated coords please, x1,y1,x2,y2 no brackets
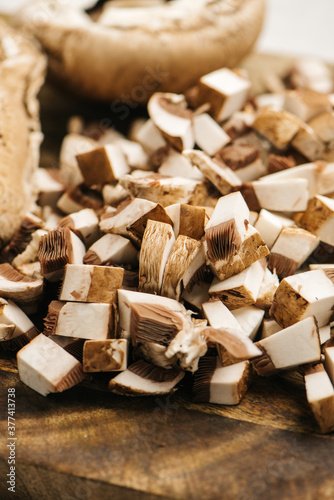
1,213,44,264
209,260,265,310
231,306,265,341
270,269,334,329
108,359,184,396
165,203,208,240
139,220,175,295
84,233,137,267
283,89,331,122
204,191,249,266
193,113,230,155
44,301,116,340
0,263,43,312
11,229,48,270
0,299,38,353
56,184,103,215
57,208,100,248
183,149,242,195
119,172,206,207
268,227,319,278
198,68,251,122
290,58,333,94
59,133,98,187
258,161,334,199
133,341,177,370
324,347,334,385
252,108,301,150
202,300,261,361
192,356,252,405
83,339,128,372
158,148,203,181
59,264,124,303
35,168,64,208
215,143,266,183
17,333,84,397
260,319,282,339
303,363,334,434
240,178,309,212
135,119,167,155
147,93,194,152
255,267,279,310
38,227,86,281
254,208,295,249
76,144,130,186
161,236,205,301
99,197,171,240
299,195,334,246
253,316,321,376
291,123,327,162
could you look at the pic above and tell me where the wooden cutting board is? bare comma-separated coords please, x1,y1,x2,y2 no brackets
1,53,334,500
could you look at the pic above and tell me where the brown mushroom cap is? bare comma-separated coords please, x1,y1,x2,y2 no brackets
15,0,265,102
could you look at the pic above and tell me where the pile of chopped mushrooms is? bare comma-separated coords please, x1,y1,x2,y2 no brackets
2,58,334,434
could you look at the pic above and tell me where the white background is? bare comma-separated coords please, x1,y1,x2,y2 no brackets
1,0,334,62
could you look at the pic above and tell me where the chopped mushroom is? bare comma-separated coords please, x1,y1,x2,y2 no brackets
193,113,231,155
57,208,100,248
17,333,84,397
165,203,208,240
0,263,44,313
0,298,38,353
303,363,334,434
84,233,138,267
252,108,301,150
83,339,128,372
76,144,130,186
299,195,334,246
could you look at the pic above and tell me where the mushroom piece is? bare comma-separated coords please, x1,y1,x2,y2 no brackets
119,172,207,207
192,356,252,405
148,93,194,151
258,161,334,199
202,299,261,361
319,325,331,345
182,281,211,314
324,347,334,385
253,316,321,376
11,229,48,270
0,298,38,353
56,185,103,215
83,339,128,372
266,154,297,174
59,133,98,187
255,267,279,310
44,301,116,340
303,363,334,434
215,145,266,183
0,324,15,342
223,111,254,140
204,191,249,266
99,197,172,241
35,168,65,209
139,220,175,295
270,269,334,329
267,227,319,278
1,212,44,264
58,208,100,248
183,149,242,195
133,341,177,370
231,306,265,341
283,89,331,122
38,227,86,281
193,113,231,155
165,203,208,240
260,319,282,339
291,123,327,161
240,178,309,212
109,137,149,171
161,236,205,301
108,359,184,397
209,260,266,310
254,208,295,249
59,264,124,304
0,263,44,313
76,144,130,186
252,108,301,150
290,58,333,94
135,119,167,155
17,333,84,397
308,111,334,145
197,68,251,122
102,182,129,206
158,148,203,181
84,233,138,267
299,195,334,246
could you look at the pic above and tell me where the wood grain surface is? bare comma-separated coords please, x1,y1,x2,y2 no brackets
1,53,334,500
